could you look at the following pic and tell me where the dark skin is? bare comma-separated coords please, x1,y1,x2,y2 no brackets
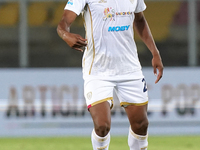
134,12,163,83
57,10,163,137
57,10,87,52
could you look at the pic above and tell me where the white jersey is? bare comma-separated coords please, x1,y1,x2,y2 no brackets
65,0,146,80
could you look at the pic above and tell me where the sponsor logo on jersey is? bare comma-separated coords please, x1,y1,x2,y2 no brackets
99,0,107,3
67,0,73,5
103,7,115,21
103,8,134,21
108,25,130,32
116,11,133,16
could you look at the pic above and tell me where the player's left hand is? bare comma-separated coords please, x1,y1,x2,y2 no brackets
152,53,163,84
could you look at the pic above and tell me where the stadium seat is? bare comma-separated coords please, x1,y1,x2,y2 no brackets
0,3,19,26
172,2,188,25
50,2,84,27
135,2,181,42
50,2,66,26
173,2,200,25
28,2,54,26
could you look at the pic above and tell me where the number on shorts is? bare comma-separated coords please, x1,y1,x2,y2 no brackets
142,78,147,92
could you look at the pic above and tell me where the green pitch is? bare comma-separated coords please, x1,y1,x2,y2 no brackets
0,136,199,150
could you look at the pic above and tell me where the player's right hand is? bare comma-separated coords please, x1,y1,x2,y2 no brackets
63,33,87,52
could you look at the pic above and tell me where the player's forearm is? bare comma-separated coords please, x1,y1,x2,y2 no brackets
57,11,87,52
57,10,78,41
134,15,159,56
57,20,71,40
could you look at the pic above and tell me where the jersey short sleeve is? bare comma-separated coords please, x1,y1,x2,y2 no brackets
135,0,146,13
64,0,87,15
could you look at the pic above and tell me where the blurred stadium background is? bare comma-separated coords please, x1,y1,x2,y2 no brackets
0,0,200,149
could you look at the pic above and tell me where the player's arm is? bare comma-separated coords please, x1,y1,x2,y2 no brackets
57,10,87,52
134,12,163,84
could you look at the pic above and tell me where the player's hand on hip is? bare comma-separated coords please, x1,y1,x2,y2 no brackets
63,33,87,52
152,53,163,84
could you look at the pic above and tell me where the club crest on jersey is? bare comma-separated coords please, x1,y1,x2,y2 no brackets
87,92,92,100
99,0,107,3
67,0,73,5
103,7,115,21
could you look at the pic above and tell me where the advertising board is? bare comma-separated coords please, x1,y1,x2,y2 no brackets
0,67,199,137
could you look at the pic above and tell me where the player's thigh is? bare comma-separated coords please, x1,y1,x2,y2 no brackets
89,101,111,128
84,79,115,128
116,78,149,128
124,104,148,124
124,104,148,135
